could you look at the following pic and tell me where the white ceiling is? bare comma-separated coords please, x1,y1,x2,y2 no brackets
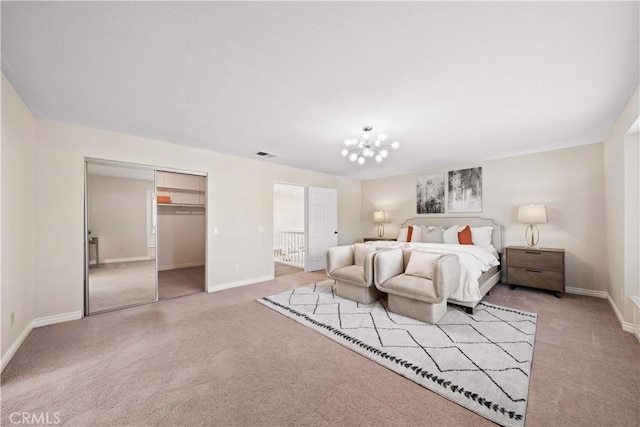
2,2,638,180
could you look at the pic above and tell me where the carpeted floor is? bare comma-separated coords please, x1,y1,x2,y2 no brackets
1,273,638,426
87,260,156,313
260,281,537,427
158,266,205,300
274,261,304,277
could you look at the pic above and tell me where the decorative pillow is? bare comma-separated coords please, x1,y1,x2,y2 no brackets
471,226,493,248
458,225,473,245
442,225,460,244
409,225,421,242
397,225,421,242
405,251,441,280
421,226,444,243
354,243,376,266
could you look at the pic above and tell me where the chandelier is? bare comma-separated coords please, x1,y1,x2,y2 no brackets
341,126,400,165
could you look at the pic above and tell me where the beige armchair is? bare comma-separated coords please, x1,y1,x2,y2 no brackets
374,249,461,324
326,244,384,304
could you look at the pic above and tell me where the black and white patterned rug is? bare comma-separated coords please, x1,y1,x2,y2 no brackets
258,280,537,427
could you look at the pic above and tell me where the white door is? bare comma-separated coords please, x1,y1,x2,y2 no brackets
306,186,338,271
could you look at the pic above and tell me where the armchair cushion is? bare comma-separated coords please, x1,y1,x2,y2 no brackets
405,251,441,280
379,274,439,301
330,265,365,284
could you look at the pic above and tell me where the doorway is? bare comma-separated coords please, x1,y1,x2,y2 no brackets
156,171,206,299
273,183,305,277
273,183,337,276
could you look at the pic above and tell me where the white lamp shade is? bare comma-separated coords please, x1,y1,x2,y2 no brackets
518,205,547,224
373,210,390,223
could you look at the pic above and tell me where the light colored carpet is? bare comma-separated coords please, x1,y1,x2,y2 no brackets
259,280,536,427
88,260,156,313
158,266,204,300
1,273,638,426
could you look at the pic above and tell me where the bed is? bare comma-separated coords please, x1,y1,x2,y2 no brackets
367,216,504,313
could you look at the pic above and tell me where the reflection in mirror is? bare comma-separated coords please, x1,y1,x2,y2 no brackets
86,161,157,314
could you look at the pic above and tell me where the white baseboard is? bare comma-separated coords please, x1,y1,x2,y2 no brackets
566,287,634,333
565,287,608,298
98,256,154,264
1,310,82,372
1,322,33,372
32,311,83,328
208,274,274,293
605,296,634,333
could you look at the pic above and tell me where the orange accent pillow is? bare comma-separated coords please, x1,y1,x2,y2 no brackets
406,226,413,242
458,225,473,245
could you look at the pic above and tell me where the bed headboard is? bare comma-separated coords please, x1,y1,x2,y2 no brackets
400,217,504,253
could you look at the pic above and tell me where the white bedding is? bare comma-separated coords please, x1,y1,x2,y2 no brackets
366,241,500,302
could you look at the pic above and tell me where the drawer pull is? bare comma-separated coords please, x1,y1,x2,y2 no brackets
526,269,542,273
525,251,542,255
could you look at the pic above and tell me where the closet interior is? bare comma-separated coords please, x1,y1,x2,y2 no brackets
156,171,206,299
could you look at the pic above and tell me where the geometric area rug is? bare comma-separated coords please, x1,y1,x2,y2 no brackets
258,280,537,427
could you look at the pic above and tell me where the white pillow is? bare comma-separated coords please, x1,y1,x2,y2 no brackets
405,251,441,280
354,243,376,266
442,225,460,244
421,226,444,243
471,226,493,248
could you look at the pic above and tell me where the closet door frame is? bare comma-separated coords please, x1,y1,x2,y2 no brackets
84,158,208,316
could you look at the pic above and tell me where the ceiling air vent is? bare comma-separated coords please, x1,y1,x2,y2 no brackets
255,151,278,158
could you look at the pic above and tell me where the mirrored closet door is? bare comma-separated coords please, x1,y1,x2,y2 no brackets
85,160,158,314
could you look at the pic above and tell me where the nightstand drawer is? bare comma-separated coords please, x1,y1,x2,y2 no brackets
507,248,563,272
507,267,564,292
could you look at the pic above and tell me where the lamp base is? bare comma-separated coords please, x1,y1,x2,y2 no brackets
524,224,540,247
377,223,385,239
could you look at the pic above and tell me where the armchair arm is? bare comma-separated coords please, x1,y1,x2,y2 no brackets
326,245,355,275
432,254,461,301
373,249,404,286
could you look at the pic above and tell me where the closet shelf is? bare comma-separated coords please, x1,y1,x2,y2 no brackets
158,202,205,208
157,186,205,194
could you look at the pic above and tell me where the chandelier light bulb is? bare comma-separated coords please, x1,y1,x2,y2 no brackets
340,126,400,165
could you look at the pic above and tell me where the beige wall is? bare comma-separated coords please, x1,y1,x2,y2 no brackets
158,210,206,270
87,175,154,261
361,143,607,293
1,75,36,362
604,85,640,325
30,115,361,320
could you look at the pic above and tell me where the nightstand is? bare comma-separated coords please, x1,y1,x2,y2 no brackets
506,246,565,297
363,237,397,242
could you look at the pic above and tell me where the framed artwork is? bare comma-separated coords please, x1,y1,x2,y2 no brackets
447,167,482,212
416,173,445,214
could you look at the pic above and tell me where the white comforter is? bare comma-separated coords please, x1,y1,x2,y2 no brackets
367,242,500,302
